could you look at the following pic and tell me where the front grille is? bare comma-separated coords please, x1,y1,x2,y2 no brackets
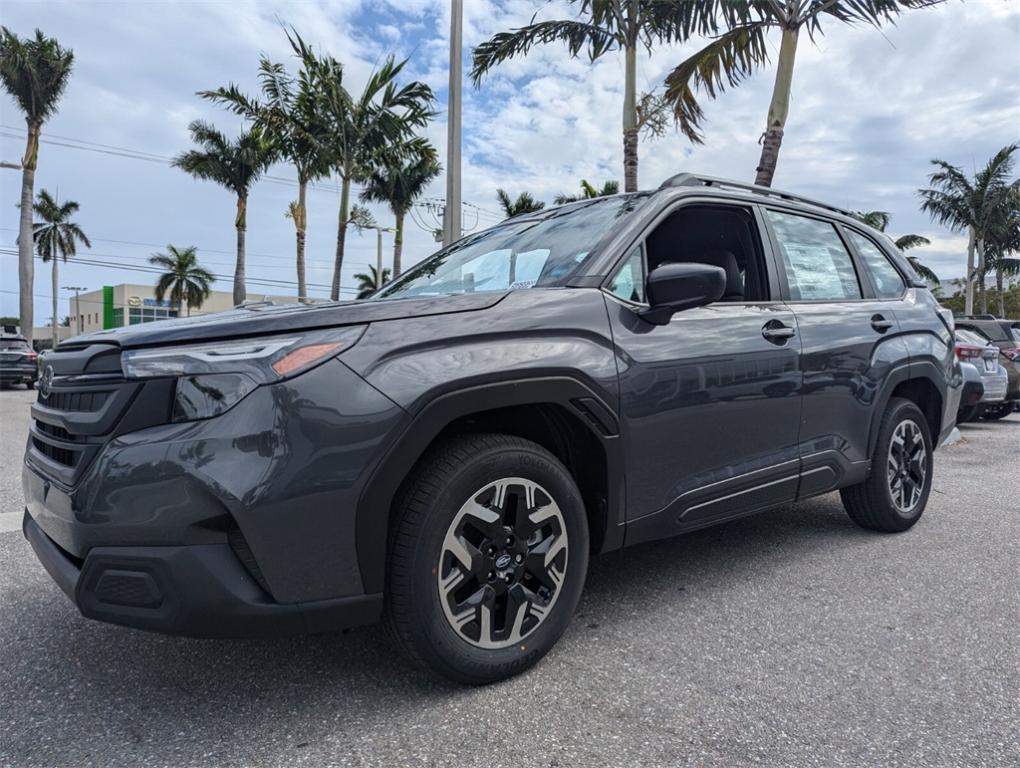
32,437,80,468
35,421,79,442
39,389,110,412
26,343,174,487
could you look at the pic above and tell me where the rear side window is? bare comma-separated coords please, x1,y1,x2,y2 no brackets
766,210,862,301
846,230,905,298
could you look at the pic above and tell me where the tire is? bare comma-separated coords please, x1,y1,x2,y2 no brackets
385,433,589,684
957,404,982,424
841,397,933,533
981,403,1012,420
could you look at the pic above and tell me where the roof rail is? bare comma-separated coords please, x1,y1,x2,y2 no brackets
658,173,855,219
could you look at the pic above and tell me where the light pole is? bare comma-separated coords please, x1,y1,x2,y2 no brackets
371,227,396,288
63,286,87,334
442,0,463,247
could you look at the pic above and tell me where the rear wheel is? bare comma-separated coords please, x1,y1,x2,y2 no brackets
385,433,589,684
841,398,933,533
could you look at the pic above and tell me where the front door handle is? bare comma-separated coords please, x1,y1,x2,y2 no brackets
871,315,894,333
762,321,796,343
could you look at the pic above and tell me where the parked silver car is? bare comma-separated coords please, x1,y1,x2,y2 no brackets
955,329,1008,422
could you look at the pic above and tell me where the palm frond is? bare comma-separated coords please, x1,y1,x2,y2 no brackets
0,26,75,123
471,19,619,84
894,233,930,251
662,22,772,144
853,210,890,231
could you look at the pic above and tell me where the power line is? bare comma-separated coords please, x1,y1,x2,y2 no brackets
1,124,501,221
0,248,361,295
0,226,377,270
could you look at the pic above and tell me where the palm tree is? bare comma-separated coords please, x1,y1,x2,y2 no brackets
554,179,620,204
496,189,546,219
472,2,712,193
359,138,441,277
173,121,274,306
919,144,1017,315
353,265,392,299
662,1,942,187
201,37,331,301
0,27,74,343
292,35,434,301
31,189,90,347
853,210,937,283
149,245,214,316
983,185,1020,318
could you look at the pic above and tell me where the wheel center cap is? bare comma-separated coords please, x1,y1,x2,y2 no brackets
494,552,513,570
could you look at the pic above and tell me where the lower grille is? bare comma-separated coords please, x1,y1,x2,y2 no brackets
32,437,80,468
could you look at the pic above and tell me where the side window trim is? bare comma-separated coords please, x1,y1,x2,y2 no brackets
838,224,908,301
600,197,781,306
759,205,871,304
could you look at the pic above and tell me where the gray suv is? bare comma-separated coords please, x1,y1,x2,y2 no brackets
22,174,961,683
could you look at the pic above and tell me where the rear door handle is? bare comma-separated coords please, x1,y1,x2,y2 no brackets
871,315,894,333
762,322,796,343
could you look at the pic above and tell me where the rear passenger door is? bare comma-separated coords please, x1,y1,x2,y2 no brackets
762,208,909,495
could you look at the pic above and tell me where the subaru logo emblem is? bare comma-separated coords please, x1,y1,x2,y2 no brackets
39,365,54,398
495,553,513,570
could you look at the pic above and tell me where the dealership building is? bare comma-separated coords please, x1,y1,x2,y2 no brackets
68,284,297,335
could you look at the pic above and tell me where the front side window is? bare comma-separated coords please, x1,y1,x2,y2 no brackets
766,210,862,301
846,230,905,299
607,245,646,303
373,195,648,300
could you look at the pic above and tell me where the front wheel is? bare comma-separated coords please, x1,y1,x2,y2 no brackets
385,433,589,684
841,398,933,533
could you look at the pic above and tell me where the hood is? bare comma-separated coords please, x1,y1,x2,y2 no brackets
59,292,508,350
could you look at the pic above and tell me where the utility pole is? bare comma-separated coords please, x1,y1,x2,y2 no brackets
442,0,463,247
63,286,86,334
368,227,395,290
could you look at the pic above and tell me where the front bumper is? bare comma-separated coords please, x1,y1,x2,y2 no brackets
24,511,381,637
22,356,408,636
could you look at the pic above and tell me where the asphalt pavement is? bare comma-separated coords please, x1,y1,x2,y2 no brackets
0,387,1017,767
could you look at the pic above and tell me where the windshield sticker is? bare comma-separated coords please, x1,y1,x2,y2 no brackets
509,280,537,290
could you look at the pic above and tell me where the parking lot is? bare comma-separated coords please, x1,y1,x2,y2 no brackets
0,385,1017,767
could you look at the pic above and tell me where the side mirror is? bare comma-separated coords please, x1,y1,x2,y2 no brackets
639,262,726,325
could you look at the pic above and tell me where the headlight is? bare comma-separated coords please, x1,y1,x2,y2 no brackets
121,326,365,421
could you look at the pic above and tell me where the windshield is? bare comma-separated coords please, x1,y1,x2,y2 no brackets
372,195,648,300
0,339,29,351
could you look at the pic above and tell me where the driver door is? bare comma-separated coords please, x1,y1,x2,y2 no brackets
606,203,803,546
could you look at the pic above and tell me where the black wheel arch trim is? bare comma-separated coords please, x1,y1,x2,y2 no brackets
355,376,626,595
868,360,949,456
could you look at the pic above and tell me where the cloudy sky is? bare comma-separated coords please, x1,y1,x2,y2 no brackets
1,0,1018,323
